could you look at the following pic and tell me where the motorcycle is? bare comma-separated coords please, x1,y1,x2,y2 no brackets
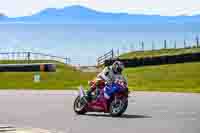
73,79,129,117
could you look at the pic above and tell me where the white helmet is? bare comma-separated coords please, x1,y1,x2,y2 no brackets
112,61,124,74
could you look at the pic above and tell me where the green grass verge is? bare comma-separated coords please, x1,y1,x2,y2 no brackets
0,60,200,93
120,47,200,59
0,60,96,89
124,62,200,93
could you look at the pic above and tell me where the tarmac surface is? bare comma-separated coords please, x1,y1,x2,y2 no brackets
0,90,200,133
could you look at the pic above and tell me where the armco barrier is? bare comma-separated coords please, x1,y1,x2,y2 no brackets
0,63,56,72
104,53,200,67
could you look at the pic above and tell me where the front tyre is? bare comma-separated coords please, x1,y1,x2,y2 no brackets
73,96,87,115
109,98,128,117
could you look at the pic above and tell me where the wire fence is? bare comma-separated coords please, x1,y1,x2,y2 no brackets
117,35,200,54
98,35,200,65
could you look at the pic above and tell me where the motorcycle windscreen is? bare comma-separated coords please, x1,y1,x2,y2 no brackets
79,86,85,97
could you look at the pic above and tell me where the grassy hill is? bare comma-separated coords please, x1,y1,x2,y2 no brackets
120,47,200,59
0,60,96,89
119,48,200,93
124,62,200,93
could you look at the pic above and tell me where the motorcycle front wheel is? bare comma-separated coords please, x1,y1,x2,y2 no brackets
109,98,128,117
73,96,87,115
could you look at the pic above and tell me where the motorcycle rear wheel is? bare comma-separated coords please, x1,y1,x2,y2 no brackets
73,96,87,115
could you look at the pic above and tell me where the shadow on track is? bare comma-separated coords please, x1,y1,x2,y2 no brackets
84,114,152,119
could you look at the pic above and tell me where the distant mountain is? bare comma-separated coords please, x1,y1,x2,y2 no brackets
1,5,200,24
0,13,7,20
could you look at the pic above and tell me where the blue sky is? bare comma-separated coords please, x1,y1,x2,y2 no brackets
1,0,200,17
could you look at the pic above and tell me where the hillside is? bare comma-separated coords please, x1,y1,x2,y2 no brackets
124,62,200,93
0,60,199,93
0,60,96,89
120,47,200,59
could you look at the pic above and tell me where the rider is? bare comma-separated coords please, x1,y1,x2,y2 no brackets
86,61,125,101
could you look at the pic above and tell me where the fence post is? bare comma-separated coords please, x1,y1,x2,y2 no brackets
27,52,31,64
196,35,199,48
65,57,67,64
65,57,70,64
164,40,167,49
174,41,177,49
111,49,114,58
117,48,120,57
141,41,144,51
184,39,186,48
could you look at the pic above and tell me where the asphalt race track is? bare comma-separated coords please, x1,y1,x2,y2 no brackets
0,90,200,133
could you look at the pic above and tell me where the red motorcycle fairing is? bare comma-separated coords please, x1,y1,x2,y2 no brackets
87,100,107,112
86,87,128,113
86,90,109,112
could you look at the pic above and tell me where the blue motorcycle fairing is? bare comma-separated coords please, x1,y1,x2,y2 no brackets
104,83,123,98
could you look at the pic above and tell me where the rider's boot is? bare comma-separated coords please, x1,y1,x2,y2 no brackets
85,89,93,102
85,80,100,102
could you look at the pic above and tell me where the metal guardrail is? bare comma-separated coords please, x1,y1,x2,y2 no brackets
97,49,114,65
0,52,70,64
